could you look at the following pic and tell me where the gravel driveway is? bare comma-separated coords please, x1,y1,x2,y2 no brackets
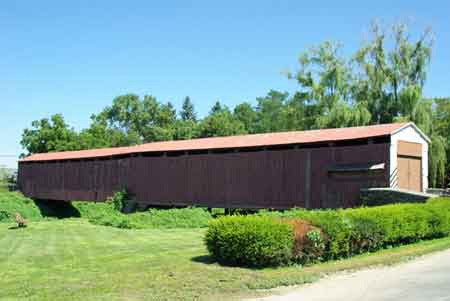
251,249,450,301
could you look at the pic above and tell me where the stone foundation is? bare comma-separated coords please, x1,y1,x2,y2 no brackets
360,188,435,206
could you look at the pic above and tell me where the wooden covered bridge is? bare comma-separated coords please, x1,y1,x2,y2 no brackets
18,122,429,209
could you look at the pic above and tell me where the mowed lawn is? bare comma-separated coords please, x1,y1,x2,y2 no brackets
2,219,450,300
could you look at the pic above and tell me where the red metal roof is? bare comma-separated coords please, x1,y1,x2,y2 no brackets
20,122,409,162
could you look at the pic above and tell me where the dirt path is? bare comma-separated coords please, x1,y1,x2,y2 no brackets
251,249,450,301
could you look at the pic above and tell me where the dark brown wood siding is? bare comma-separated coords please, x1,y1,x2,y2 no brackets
18,143,390,209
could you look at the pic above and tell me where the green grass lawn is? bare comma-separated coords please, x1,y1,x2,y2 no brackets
2,219,450,301
0,182,8,192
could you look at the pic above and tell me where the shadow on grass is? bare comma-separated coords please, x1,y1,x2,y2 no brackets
191,255,285,270
33,199,81,219
190,255,265,270
191,255,216,264
8,225,26,230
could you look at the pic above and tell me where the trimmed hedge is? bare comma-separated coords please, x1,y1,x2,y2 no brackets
205,216,294,267
205,198,450,267
262,198,450,260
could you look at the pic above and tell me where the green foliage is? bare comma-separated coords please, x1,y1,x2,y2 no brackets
429,135,447,187
180,96,197,122
0,190,212,229
109,189,128,212
303,229,326,263
141,208,212,228
73,200,213,229
209,101,225,115
353,22,433,124
0,191,44,222
173,119,199,140
78,112,133,149
205,215,294,267
255,90,291,132
306,230,324,247
21,114,80,156
87,207,212,229
234,102,258,133
198,109,246,137
258,198,450,263
432,98,450,187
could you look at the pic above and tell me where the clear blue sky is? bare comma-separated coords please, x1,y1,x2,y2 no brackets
1,0,449,168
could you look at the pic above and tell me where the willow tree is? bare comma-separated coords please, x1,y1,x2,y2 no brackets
432,98,450,187
289,21,447,187
288,41,371,129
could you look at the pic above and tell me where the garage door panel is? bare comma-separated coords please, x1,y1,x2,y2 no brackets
409,158,422,192
397,157,409,190
397,156,422,192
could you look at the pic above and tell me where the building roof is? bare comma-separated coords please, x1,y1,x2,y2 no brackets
21,122,410,162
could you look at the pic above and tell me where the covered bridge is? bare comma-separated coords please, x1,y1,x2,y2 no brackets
18,122,429,209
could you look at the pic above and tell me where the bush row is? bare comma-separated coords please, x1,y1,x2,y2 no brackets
205,216,294,267
84,205,213,229
73,191,213,229
205,198,450,267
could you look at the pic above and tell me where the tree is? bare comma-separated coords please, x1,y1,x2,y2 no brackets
287,21,446,186
233,102,257,133
353,21,433,124
432,98,450,187
352,22,445,187
99,94,179,143
284,92,319,131
198,109,246,138
180,96,197,122
174,120,198,140
79,113,135,149
104,94,147,142
146,101,177,142
210,101,224,115
289,41,371,129
429,135,447,188
21,114,80,155
255,90,291,132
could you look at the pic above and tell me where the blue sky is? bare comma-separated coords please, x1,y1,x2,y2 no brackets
1,1,449,168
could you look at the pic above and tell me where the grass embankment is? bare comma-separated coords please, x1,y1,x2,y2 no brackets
1,219,450,301
0,191,212,228
0,191,44,222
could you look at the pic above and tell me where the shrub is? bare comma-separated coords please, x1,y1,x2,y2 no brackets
287,219,327,264
211,197,450,267
108,190,128,212
76,201,213,229
264,198,450,261
265,209,354,259
205,215,294,267
144,207,212,228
